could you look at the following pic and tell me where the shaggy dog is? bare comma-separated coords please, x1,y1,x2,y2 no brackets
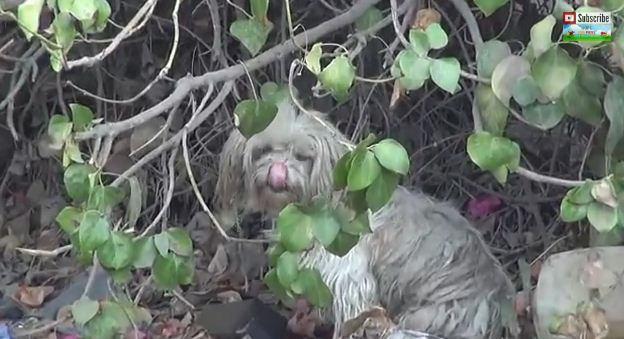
213,99,520,339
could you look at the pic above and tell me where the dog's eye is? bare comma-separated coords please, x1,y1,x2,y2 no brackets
252,145,272,160
294,152,313,162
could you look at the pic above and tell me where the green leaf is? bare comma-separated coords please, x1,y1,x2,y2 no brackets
174,255,194,285
522,101,565,130
408,29,430,57
88,185,125,214
475,84,508,136
267,243,286,267
93,0,111,32
560,197,588,222
474,0,509,16
250,0,269,20
229,19,271,56
553,0,574,20
233,99,278,139
529,15,555,58
71,297,100,325
562,75,603,127
260,82,290,106
48,48,63,72
69,0,97,21
346,190,368,215
326,231,359,257
309,206,341,247
366,169,400,212
132,237,157,269
341,212,371,235
297,268,332,307
511,76,539,107
491,165,509,185
48,114,73,146
69,103,94,132
166,227,193,257
276,251,299,287
397,50,431,91
603,0,624,11
568,182,595,205
476,40,511,78
97,231,134,270
277,204,314,251
124,176,142,231
371,139,410,175
78,210,110,252
55,206,83,234
318,55,355,102
63,163,96,203
305,43,322,75
332,151,353,190
63,138,84,166
347,149,381,191
430,57,460,94
52,12,76,52
263,269,293,304
58,0,74,12
425,23,448,49
604,76,624,156
153,232,170,257
153,254,179,290
491,55,531,105
466,131,521,171
17,0,45,41
109,268,132,285
577,62,606,97
355,7,383,31
587,202,618,232
531,46,577,100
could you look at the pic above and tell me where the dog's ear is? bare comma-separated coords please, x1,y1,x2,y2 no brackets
306,119,349,197
213,128,247,228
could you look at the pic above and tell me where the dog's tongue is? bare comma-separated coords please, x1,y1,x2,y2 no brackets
268,162,288,190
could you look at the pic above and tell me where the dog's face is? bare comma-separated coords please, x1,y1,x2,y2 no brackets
243,124,318,213
214,101,347,220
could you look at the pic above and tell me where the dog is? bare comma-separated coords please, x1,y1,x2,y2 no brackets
213,99,520,339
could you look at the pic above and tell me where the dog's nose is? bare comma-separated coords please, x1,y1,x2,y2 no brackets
267,162,288,191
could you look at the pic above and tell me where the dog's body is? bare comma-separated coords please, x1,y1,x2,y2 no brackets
214,100,519,339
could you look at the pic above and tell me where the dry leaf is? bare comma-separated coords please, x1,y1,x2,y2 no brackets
580,253,617,290
207,244,229,276
287,299,321,338
216,290,243,303
26,179,46,205
513,291,529,318
0,234,22,260
130,117,167,157
13,285,55,308
591,180,618,208
36,229,60,251
412,8,441,29
340,306,389,338
580,301,609,339
390,80,404,109
553,313,588,338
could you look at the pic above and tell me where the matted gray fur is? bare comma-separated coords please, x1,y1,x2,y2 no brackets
213,100,520,339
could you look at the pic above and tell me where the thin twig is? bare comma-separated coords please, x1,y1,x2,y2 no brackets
74,0,382,141
66,0,182,104
139,145,180,238
181,85,269,244
65,0,158,69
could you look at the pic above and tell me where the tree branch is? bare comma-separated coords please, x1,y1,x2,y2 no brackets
74,0,382,141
